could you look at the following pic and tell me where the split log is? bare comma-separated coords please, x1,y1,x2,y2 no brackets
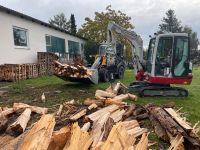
102,117,115,141
105,99,127,106
128,93,137,101
56,104,63,116
122,105,136,120
10,108,31,134
135,133,148,150
122,120,139,130
110,109,125,122
91,112,110,147
70,109,87,120
95,90,116,98
19,114,55,150
84,98,105,107
127,127,147,138
0,135,15,147
88,103,98,110
63,123,92,150
0,108,14,118
100,122,134,150
13,103,48,114
81,122,91,132
70,104,97,121
86,104,119,122
53,125,71,148
165,108,193,132
110,94,129,101
168,134,184,150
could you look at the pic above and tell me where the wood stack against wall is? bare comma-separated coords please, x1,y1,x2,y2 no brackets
26,64,38,79
37,52,58,76
0,52,58,81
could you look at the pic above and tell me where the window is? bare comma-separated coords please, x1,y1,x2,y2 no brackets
13,26,28,48
45,35,51,46
68,40,80,54
173,37,189,77
45,35,65,54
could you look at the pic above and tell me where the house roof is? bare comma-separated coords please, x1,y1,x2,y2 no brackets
0,5,87,41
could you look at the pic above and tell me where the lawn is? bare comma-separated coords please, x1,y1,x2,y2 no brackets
0,67,200,125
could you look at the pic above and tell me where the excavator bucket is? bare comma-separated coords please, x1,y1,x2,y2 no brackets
59,68,99,84
54,61,99,84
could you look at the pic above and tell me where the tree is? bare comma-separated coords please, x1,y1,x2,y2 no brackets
70,14,77,35
183,26,199,50
84,41,99,65
78,5,134,60
49,13,70,31
158,9,182,33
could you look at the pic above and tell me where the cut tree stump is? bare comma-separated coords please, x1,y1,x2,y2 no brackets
13,103,48,114
19,114,55,150
10,108,32,134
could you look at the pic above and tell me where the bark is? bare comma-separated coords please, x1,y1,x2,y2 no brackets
122,105,136,120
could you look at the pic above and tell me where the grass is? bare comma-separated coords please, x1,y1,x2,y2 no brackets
0,68,200,123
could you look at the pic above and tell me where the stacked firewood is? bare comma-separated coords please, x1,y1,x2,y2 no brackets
54,61,93,79
0,82,200,149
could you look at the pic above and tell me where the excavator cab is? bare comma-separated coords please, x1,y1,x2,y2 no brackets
146,33,192,83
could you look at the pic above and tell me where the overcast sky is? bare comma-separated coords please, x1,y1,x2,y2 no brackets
0,0,200,47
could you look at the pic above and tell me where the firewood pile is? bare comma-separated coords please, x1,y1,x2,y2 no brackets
0,82,200,150
54,61,93,79
0,52,58,81
37,52,59,76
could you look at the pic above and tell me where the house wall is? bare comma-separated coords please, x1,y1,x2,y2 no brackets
0,11,86,64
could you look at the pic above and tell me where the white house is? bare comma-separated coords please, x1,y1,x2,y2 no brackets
0,5,87,64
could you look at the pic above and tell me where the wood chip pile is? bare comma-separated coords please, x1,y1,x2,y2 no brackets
54,61,93,79
0,82,200,150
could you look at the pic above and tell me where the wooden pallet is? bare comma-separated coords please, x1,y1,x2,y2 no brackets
26,64,38,79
